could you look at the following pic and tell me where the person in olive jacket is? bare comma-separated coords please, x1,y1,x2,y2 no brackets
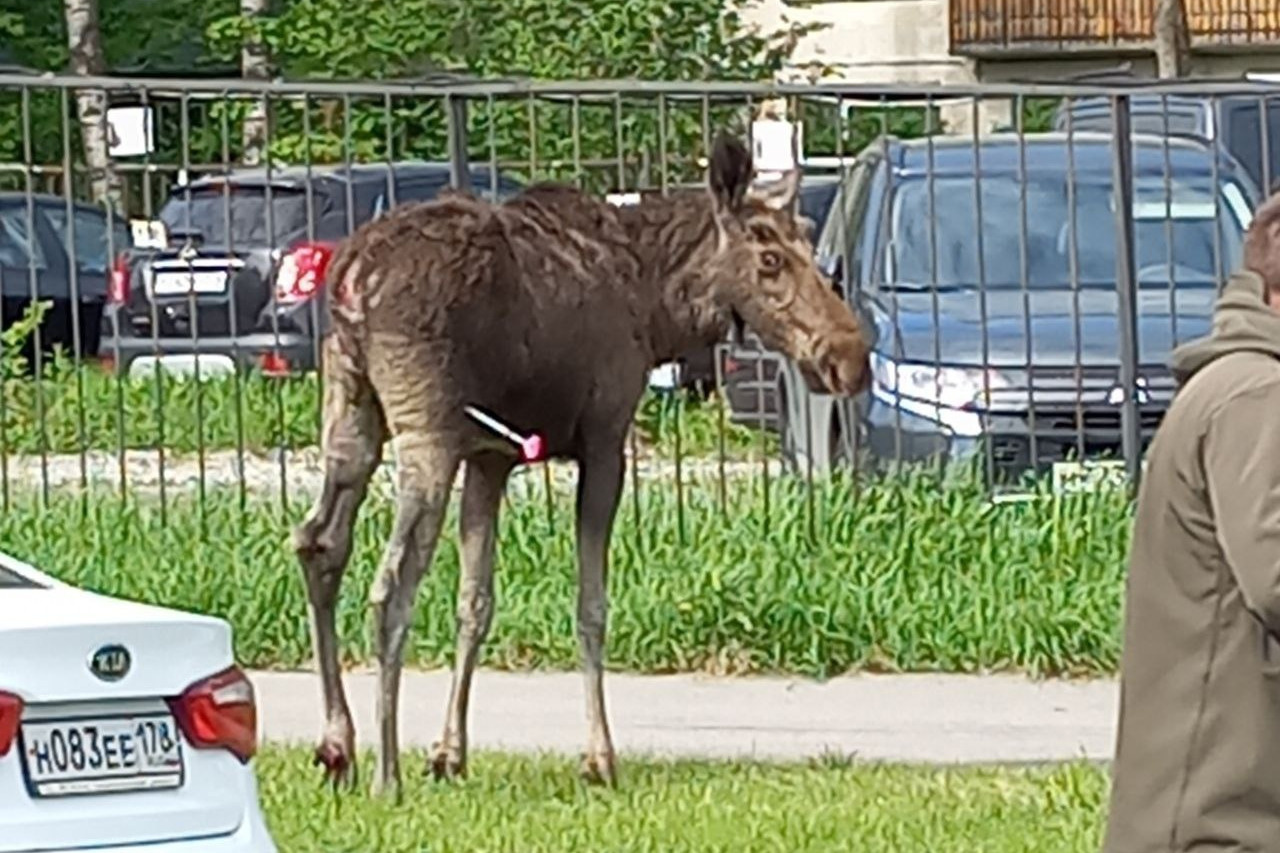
1102,190,1280,852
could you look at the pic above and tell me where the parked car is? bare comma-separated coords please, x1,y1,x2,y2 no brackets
1053,90,1280,193
0,549,276,852
100,161,524,380
0,193,131,373
779,130,1259,491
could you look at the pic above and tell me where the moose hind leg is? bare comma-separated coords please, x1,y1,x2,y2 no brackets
369,431,459,798
292,363,385,788
431,452,512,781
575,446,626,787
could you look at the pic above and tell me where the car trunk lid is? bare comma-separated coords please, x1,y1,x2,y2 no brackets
0,580,248,849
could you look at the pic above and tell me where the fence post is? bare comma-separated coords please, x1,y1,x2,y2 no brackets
446,93,470,191
1110,92,1143,492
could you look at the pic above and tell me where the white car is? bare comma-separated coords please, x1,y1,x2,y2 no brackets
0,550,277,853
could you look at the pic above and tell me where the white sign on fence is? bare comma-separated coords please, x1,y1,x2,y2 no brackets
106,105,155,159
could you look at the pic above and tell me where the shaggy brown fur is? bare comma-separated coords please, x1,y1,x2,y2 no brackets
292,133,870,797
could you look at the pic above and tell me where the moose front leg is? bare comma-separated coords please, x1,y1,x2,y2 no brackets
574,445,625,787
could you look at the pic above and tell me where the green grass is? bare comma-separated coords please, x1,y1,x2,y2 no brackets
0,469,1132,678
0,361,768,458
255,747,1109,852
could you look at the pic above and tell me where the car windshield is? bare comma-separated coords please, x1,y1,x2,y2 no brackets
885,172,1250,290
158,185,314,248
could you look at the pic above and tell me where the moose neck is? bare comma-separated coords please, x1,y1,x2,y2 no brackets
615,191,733,365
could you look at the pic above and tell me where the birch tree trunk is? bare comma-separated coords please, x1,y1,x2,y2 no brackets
1154,0,1190,79
64,0,122,212
240,0,271,165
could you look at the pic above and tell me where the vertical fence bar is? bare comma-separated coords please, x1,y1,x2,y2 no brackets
656,92,684,546
526,93,555,528
970,96,996,494
702,94,729,520
266,91,287,516
447,93,470,192
22,85,50,507
834,93,858,500
177,92,209,535
141,88,166,526
221,92,248,523
1014,94,1038,485
1160,95,1177,404
1260,94,1273,197
57,88,90,507
924,95,942,485
615,92,642,547
1065,98,1085,468
1110,93,1142,491
307,94,325,458
96,104,123,510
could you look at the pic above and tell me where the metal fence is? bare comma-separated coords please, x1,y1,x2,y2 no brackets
0,72,1275,537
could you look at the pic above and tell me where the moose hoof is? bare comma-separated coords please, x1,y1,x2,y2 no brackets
579,751,618,788
313,740,356,791
428,745,467,782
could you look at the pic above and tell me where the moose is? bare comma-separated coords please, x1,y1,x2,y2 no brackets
291,131,871,796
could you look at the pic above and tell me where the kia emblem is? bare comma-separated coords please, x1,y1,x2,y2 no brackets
89,644,131,682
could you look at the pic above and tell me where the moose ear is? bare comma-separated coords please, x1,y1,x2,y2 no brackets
746,168,801,213
708,132,753,214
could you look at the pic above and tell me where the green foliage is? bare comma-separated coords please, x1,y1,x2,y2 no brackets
1,472,1131,678
256,747,1108,852
0,299,48,381
0,0,940,209
0,362,762,457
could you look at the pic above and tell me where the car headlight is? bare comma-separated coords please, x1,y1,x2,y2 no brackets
869,352,1011,436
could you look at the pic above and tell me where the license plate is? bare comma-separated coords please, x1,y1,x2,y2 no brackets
20,714,184,797
1051,460,1130,494
152,269,227,296
128,353,238,382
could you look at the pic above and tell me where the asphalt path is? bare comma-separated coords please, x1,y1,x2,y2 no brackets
251,669,1118,765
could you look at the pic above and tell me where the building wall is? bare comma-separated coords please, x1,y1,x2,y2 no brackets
741,0,971,85
739,0,1012,137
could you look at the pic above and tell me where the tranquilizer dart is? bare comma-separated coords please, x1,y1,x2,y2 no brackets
464,405,546,463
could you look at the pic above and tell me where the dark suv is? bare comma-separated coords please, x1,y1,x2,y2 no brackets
1,192,131,372
779,131,1259,491
101,162,523,379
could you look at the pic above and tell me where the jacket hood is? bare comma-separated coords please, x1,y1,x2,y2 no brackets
1171,270,1280,387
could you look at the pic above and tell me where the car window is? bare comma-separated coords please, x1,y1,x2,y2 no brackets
885,172,1247,290
1057,100,1203,136
0,564,43,588
158,185,317,248
39,205,130,273
0,205,49,270
1223,97,1280,192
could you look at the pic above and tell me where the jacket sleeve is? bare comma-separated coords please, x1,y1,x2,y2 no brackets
1204,386,1280,634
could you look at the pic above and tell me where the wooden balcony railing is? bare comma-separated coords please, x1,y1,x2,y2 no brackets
950,0,1280,56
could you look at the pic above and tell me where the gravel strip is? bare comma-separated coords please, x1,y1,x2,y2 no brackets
0,447,788,500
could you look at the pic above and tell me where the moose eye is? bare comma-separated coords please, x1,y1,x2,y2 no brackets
760,250,782,273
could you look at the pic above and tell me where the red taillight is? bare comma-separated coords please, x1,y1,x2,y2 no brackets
108,253,130,305
0,692,23,758
168,667,257,764
274,241,335,305
258,351,290,377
